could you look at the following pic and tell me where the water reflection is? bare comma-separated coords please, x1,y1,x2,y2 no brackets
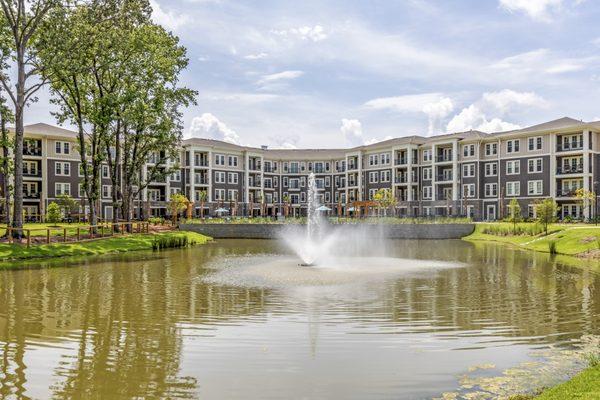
0,240,598,399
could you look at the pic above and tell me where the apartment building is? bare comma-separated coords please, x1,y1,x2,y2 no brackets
2,117,599,221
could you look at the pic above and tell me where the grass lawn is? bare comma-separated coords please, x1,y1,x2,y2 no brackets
533,365,600,399
465,222,600,256
0,231,210,266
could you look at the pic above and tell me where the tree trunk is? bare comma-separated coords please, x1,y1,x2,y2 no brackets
11,48,25,238
1,114,10,227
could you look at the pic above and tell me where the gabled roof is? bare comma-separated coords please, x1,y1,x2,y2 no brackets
498,117,585,135
17,123,78,138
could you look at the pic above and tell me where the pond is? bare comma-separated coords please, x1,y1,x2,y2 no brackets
0,239,599,399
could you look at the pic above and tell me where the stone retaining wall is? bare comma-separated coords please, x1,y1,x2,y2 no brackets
179,223,475,240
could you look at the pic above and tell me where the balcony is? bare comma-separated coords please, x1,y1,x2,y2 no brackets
194,177,208,185
348,163,358,171
395,158,407,165
436,155,453,163
557,165,584,175
264,166,276,173
24,147,42,157
395,176,407,184
314,167,325,174
248,179,262,188
23,168,40,177
557,189,578,197
249,163,261,171
557,142,583,152
288,167,299,174
436,174,453,182
24,192,40,199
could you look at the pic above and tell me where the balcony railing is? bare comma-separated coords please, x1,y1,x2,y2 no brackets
194,177,208,185
557,189,578,197
395,176,407,184
348,163,358,170
557,142,583,152
24,147,42,157
395,158,407,165
557,165,584,175
436,155,453,162
24,192,40,199
289,168,299,174
436,174,453,182
314,168,325,174
23,168,40,177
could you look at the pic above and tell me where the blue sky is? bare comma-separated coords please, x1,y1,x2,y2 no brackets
29,0,600,148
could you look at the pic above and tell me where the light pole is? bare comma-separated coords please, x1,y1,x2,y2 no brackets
594,181,599,225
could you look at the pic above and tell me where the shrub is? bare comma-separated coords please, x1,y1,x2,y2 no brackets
148,217,164,225
46,202,63,225
548,240,557,254
152,235,196,251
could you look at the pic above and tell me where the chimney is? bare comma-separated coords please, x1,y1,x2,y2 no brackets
261,145,268,150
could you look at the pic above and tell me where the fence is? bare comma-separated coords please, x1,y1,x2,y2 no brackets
4,221,150,247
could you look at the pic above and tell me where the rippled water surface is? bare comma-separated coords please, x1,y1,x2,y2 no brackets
1,239,600,399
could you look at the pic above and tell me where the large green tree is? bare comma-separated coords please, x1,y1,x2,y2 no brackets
0,0,60,236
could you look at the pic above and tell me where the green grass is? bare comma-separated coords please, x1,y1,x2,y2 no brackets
465,222,600,256
532,365,600,399
0,222,90,237
0,231,210,266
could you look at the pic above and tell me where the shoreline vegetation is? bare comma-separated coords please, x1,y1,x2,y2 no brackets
464,222,600,258
0,230,210,267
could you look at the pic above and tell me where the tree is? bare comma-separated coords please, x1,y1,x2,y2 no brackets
373,188,396,216
198,190,207,219
168,193,188,225
56,193,78,219
46,202,62,225
283,194,290,217
0,0,60,237
535,198,559,235
508,198,522,234
575,188,596,222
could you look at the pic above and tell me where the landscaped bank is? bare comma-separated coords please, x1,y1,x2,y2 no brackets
465,222,600,257
0,231,210,265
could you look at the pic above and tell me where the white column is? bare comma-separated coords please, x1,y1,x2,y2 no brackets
549,134,556,200
431,145,437,202
452,141,459,201
583,131,591,219
358,152,363,201
244,151,249,205
208,150,213,202
188,149,195,204
407,146,413,202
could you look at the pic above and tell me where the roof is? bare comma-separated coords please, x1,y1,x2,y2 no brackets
14,123,78,138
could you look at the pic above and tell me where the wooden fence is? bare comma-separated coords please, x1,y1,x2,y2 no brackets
4,221,150,247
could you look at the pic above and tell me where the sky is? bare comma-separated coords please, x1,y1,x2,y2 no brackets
26,0,600,148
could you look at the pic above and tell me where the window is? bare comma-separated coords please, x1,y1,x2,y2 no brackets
102,165,109,178
301,192,306,202
423,150,432,162
462,184,475,198
369,155,378,166
289,178,299,189
102,185,111,199
369,171,379,183
506,139,520,153
55,141,70,154
215,154,225,166
485,143,498,156
214,189,225,200
484,183,497,197
423,186,432,199
215,171,225,183
228,156,238,167
228,172,238,184
171,170,181,182
380,153,390,164
300,177,306,188
79,184,85,198
325,176,331,187
506,160,520,175
484,162,497,177
368,189,377,200
423,167,432,180
528,158,543,173
506,181,520,196
283,177,288,187
55,162,71,176
380,170,391,182
462,164,475,177
528,136,542,151
55,182,71,196
228,189,238,201
463,144,475,158
528,180,543,196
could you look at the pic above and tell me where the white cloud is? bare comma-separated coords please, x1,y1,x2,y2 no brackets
271,25,327,42
258,70,304,84
482,89,547,113
244,52,269,60
187,113,241,144
150,0,190,30
340,119,364,147
200,91,281,104
499,0,563,21
364,93,454,135
446,105,520,133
